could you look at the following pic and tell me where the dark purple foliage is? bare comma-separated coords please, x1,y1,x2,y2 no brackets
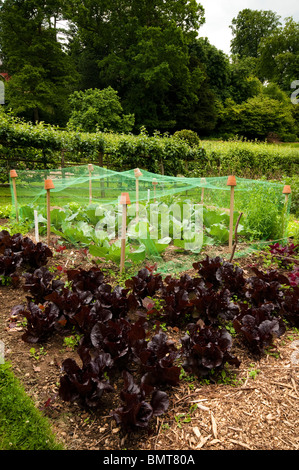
0,230,52,286
245,267,290,307
288,268,299,287
132,329,181,387
112,371,169,432
67,267,105,294
193,256,246,295
59,343,114,409
233,303,286,356
181,323,241,379
125,268,163,302
269,243,298,267
94,283,133,318
11,300,60,343
90,317,147,364
23,267,64,304
278,286,299,327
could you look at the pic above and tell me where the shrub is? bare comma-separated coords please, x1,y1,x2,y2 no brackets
173,129,201,147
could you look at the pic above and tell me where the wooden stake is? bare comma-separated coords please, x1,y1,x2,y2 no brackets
88,164,94,203
44,179,55,246
134,168,142,221
10,170,19,222
229,212,243,263
227,176,237,253
34,210,39,243
119,192,131,273
282,185,291,237
283,185,291,205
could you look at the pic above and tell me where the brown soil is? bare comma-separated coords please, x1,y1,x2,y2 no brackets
0,232,299,452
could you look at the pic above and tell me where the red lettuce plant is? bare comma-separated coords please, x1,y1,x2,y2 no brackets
132,329,181,387
181,323,240,379
233,303,286,356
59,343,114,409
23,267,64,304
112,371,169,433
11,300,61,343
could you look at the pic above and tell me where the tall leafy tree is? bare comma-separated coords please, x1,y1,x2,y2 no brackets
230,9,281,58
0,0,79,124
258,17,299,93
67,86,135,132
65,0,206,132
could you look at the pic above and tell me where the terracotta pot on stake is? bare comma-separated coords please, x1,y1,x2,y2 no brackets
134,168,142,221
227,175,237,253
88,164,94,204
119,192,131,273
10,169,19,222
283,185,291,204
44,179,55,246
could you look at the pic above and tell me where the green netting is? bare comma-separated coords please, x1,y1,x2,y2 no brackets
9,165,292,274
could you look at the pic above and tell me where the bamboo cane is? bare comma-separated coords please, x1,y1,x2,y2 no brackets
119,192,131,273
282,185,291,238
10,170,19,223
227,175,237,253
44,179,55,246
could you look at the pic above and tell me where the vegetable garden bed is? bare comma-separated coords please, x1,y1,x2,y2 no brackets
0,224,298,451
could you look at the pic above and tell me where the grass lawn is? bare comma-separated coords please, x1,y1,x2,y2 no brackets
0,362,63,450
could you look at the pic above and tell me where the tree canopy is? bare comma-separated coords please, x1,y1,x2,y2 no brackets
0,2,297,142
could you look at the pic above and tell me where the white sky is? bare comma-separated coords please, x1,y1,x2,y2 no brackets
198,0,299,55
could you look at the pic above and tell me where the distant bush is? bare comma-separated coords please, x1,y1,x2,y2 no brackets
173,129,201,147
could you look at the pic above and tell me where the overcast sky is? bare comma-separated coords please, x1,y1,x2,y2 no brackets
198,0,299,55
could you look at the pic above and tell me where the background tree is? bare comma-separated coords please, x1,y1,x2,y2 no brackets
67,87,135,133
257,17,299,93
218,94,296,141
65,0,206,133
0,0,79,124
230,9,281,58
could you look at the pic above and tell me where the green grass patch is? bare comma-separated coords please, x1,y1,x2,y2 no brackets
0,362,63,450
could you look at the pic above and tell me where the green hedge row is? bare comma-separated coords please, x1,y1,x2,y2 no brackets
0,115,298,214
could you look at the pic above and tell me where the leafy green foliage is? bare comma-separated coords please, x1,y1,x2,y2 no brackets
67,87,134,133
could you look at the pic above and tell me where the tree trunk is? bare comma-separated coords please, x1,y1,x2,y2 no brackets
33,107,39,124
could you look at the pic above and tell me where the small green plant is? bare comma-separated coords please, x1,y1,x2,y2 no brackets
179,367,196,389
174,404,198,428
0,275,13,286
63,334,82,351
248,364,261,380
29,347,47,361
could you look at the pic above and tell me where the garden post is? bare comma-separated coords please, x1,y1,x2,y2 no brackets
44,179,55,246
120,192,131,273
34,210,39,243
88,164,94,203
152,178,158,202
134,168,142,221
283,185,291,205
282,185,291,237
10,169,18,223
201,177,206,204
227,175,237,253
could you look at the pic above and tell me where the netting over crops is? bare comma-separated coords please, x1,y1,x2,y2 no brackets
9,165,292,274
